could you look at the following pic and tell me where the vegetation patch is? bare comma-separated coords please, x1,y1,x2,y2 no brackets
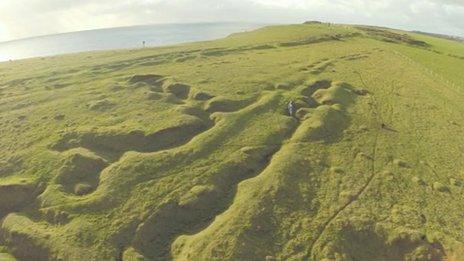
162,81,191,99
0,22,463,260
0,156,23,177
357,26,430,47
0,214,52,261
0,182,43,215
87,99,116,111
432,182,450,193
318,222,445,260
128,74,165,85
204,96,254,113
300,79,331,96
131,146,277,259
190,90,214,101
51,120,208,158
54,148,108,195
293,105,348,142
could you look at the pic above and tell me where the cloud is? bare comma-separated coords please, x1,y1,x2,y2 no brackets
0,22,8,41
433,0,464,6
0,0,463,42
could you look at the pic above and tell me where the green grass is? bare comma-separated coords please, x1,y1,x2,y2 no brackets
0,23,464,260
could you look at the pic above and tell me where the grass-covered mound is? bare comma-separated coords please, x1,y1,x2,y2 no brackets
0,23,464,260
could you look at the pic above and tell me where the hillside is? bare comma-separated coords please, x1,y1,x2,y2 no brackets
0,23,464,260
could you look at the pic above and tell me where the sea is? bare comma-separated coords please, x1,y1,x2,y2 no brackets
0,22,265,62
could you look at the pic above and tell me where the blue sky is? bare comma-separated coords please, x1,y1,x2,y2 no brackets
0,0,463,42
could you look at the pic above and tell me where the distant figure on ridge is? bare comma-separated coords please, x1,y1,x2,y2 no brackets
142,41,146,48
288,101,296,117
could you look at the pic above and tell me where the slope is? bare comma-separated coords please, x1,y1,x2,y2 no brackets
0,23,463,260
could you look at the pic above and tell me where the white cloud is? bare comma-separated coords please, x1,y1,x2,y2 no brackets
0,23,8,42
0,0,463,42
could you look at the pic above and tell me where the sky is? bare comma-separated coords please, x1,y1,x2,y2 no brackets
0,0,463,42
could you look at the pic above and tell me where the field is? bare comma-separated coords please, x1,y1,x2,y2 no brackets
0,23,464,260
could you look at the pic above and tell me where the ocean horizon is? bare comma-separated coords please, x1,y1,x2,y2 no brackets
0,22,265,62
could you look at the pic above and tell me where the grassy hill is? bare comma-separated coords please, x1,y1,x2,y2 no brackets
1,23,464,260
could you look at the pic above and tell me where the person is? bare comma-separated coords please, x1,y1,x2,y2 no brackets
288,101,296,117
142,41,146,48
